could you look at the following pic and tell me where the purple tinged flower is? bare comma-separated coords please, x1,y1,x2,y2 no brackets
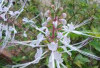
34,48,43,63
23,17,35,24
0,13,7,21
57,32,63,39
48,42,58,51
63,23,75,32
37,33,45,42
48,52,55,68
62,37,70,45
9,11,20,16
47,17,51,22
30,33,45,47
45,28,50,36
67,23,75,31
54,51,63,63
3,7,9,12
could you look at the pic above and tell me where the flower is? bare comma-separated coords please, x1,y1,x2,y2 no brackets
59,19,67,25
62,36,70,45
1,2,99,68
53,20,58,28
57,32,63,39
34,48,43,63
48,42,58,51
54,51,63,63
9,11,20,16
0,13,7,21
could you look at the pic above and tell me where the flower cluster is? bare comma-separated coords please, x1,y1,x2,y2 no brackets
0,0,100,68
11,3,100,68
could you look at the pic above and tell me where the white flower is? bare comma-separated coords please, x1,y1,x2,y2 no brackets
34,48,43,63
54,51,63,63
57,32,63,39
0,13,7,21
53,21,58,28
48,52,55,68
48,51,66,68
63,23,75,32
0,6,3,12
62,37,70,45
30,33,45,47
2,7,9,12
37,33,45,42
9,11,20,16
45,28,50,36
47,17,51,22
23,17,35,24
48,42,58,51
67,23,75,32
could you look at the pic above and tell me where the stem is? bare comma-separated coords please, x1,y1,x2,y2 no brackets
52,25,55,39
51,17,57,39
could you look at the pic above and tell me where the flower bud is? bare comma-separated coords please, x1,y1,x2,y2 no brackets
60,7,63,11
59,19,67,25
62,13,67,18
51,5,55,9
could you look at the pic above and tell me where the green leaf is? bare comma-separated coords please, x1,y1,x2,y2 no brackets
90,39,100,52
75,54,90,63
74,54,90,67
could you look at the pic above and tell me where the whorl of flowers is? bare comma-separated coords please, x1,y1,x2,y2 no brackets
10,4,100,68
0,0,100,68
